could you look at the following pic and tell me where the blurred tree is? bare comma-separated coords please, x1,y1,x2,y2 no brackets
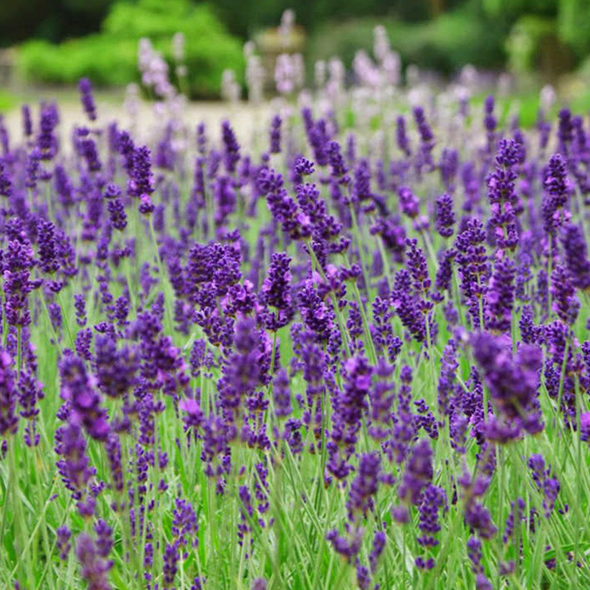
2,0,472,48
483,0,586,76
19,0,244,98
307,0,507,76
484,0,590,57
211,0,435,39
559,0,590,56
483,0,556,18
0,0,115,46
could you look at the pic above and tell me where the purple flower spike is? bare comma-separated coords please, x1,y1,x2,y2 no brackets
435,193,455,238
472,332,543,440
397,439,433,505
60,353,110,441
78,78,97,122
561,223,590,291
269,114,282,154
0,348,18,437
76,533,112,590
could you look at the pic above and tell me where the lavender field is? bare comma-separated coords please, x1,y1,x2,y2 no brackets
1,22,590,590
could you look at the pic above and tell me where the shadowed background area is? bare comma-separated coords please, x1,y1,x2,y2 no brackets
0,0,589,103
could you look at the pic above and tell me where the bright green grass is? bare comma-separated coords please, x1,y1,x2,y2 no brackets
0,90,18,114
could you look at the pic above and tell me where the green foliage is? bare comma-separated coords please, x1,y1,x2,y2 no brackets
18,0,244,99
0,0,115,47
483,0,557,19
483,0,590,65
505,16,555,73
0,90,17,113
307,7,507,75
559,0,590,57
213,0,431,39
18,36,137,87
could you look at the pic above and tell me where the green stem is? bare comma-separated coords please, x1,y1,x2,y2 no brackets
305,239,352,356
148,216,175,338
8,438,32,584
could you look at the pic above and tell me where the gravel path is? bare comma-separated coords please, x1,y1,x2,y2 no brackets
1,87,270,147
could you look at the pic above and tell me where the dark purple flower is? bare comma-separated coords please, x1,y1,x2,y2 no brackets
54,165,74,206
94,335,138,399
455,218,489,329
551,264,579,325
390,269,426,343
105,433,124,493
222,120,240,173
0,157,13,197
435,248,456,294
94,519,113,558
327,355,372,479
269,114,282,154
107,199,127,231
128,146,154,197
76,328,93,361
369,530,386,573
60,353,110,441
467,536,493,589
438,339,458,417
273,368,292,418
3,239,35,328
472,332,543,439
370,216,406,263
76,128,101,172
172,498,199,547
0,349,18,437
460,466,497,539
528,454,560,518
484,255,515,334
399,186,419,219
37,103,58,161
56,526,72,560
440,148,459,193
413,106,434,173
180,397,204,434
294,155,315,180
347,452,381,518
417,484,447,548
558,108,573,155
22,104,33,138
406,238,431,297
261,252,294,331
139,194,155,216
17,367,44,446
55,422,96,513
326,527,363,561
397,439,433,505
38,219,60,274
561,223,590,291
327,140,349,181
543,153,571,236
259,168,310,240
487,139,522,252
503,498,525,544
581,412,590,443
396,115,411,157
79,78,97,122
302,109,329,166
435,193,455,238
76,533,111,590
218,318,267,433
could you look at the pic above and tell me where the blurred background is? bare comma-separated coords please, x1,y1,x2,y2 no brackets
0,0,589,111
